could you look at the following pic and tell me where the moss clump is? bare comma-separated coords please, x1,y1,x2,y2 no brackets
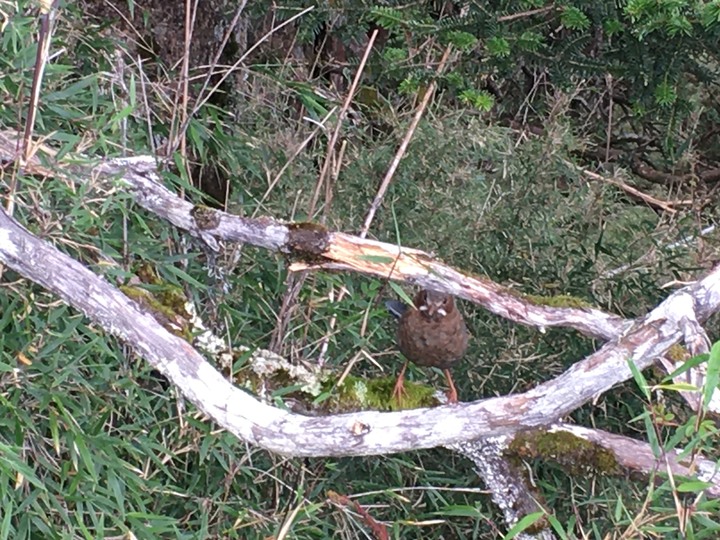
135,262,160,285
331,374,438,412
191,205,221,230
232,365,439,413
508,429,621,476
525,294,592,309
120,285,192,340
666,344,689,362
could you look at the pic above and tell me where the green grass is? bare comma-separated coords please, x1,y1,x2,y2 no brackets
1,0,719,538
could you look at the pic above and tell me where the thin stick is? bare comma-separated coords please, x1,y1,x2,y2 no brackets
605,74,613,163
308,30,379,216
276,32,378,360
20,0,60,166
360,44,453,238
2,0,59,279
169,0,197,194
497,5,557,22
574,162,689,214
319,44,454,367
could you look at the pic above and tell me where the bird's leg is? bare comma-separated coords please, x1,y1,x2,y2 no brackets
443,369,458,404
392,361,408,403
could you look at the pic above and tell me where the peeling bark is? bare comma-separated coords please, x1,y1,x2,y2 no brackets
1,206,719,460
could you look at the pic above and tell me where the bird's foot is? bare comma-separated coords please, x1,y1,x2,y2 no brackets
392,363,408,407
443,369,459,405
391,379,406,405
445,388,459,404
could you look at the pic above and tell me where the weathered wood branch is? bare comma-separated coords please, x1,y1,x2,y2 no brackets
1,131,715,414
543,424,720,498
0,129,627,340
450,437,554,539
2,206,720,458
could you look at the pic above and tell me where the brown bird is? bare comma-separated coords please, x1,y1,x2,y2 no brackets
386,289,469,404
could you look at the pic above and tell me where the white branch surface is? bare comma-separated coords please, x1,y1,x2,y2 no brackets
2,206,720,458
451,437,555,540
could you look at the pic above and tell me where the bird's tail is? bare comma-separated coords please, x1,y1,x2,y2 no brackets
385,299,409,319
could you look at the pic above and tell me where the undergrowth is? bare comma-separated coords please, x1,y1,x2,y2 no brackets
0,0,719,539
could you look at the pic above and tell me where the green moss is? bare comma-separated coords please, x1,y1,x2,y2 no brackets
191,205,221,230
157,286,189,314
331,375,438,412
136,262,161,285
508,429,621,476
667,344,689,362
131,263,189,315
232,363,441,412
120,284,192,340
525,294,592,309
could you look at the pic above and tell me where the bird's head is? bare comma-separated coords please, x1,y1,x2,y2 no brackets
415,289,454,321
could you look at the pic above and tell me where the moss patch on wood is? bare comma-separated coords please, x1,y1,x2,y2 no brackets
508,429,622,476
286,222,330,261
191,205,222,230
331,375,438,412
525,294,593,309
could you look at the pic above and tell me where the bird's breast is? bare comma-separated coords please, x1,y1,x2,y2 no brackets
397,310,468,369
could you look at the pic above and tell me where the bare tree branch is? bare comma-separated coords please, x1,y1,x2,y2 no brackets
544,424,720,498
451,437,554,539
1,205,719,458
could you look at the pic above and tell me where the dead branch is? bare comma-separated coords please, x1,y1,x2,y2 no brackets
545,424,720,498
1,205,719,459
450,437,553,539
0,130,718,419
